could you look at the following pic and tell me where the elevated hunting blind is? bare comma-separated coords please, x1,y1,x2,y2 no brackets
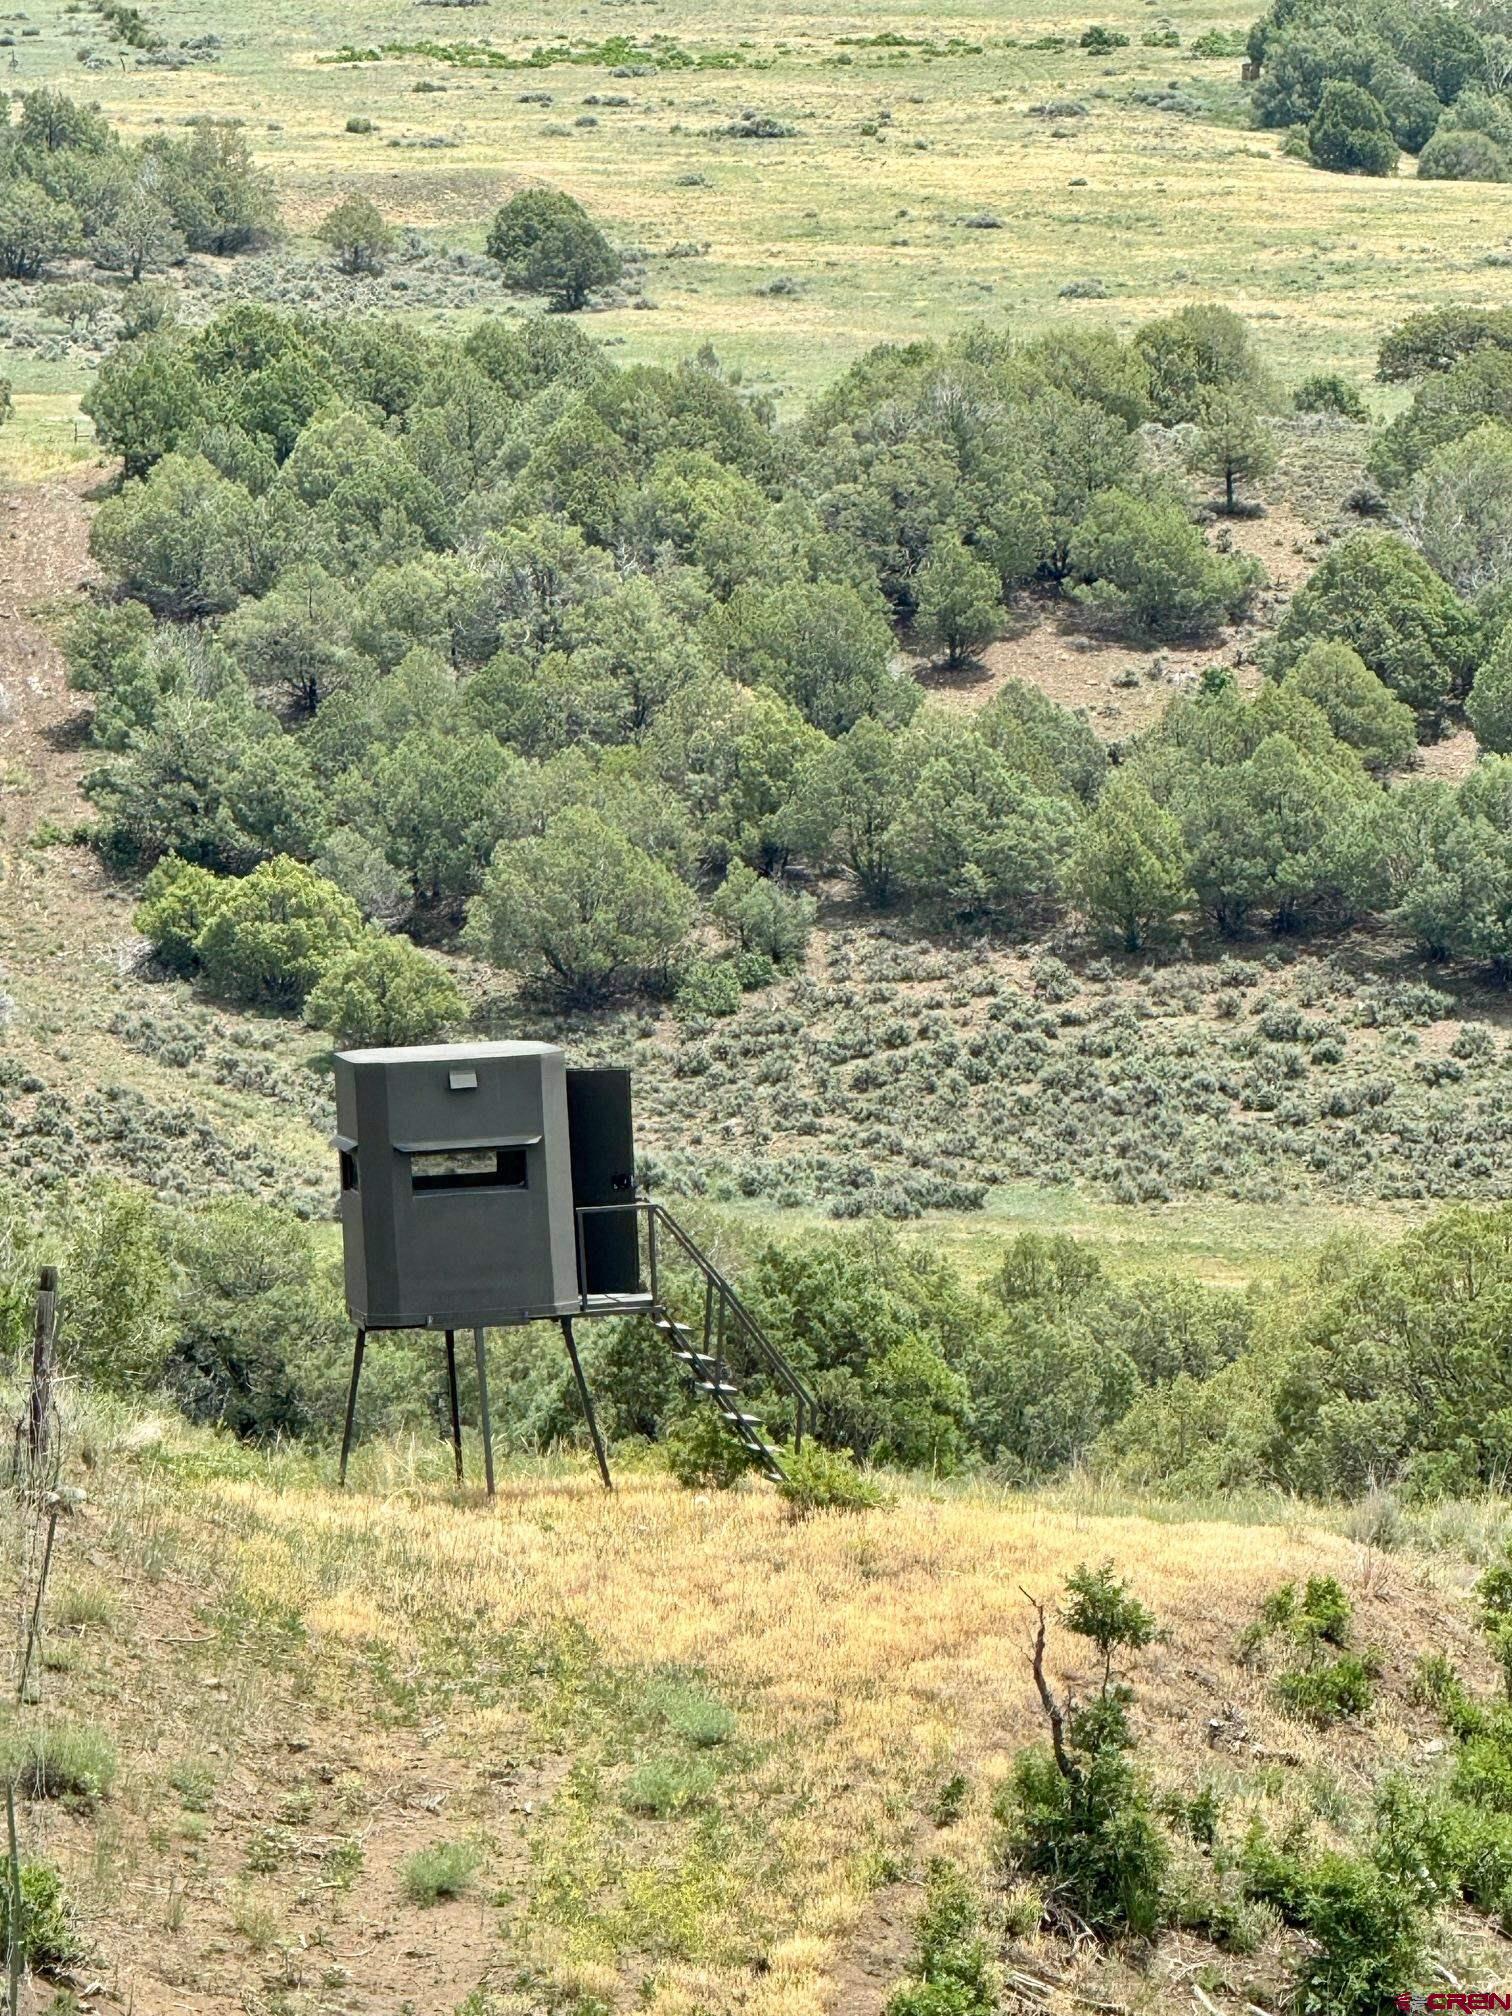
331,1041,814,1497
333,1041,629,1329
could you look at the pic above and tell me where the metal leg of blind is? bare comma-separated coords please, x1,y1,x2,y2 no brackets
472,1326,496,1498
444,1330,463,1485
338,1328,366,1487
561,1316,613,1492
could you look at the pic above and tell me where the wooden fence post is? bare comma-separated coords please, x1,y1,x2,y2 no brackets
26,1265,58,1479
4,1781,20,2016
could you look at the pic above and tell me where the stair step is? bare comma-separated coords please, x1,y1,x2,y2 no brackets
648,1253,801,1479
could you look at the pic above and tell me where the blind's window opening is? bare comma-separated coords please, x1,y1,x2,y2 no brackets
409,1147,528,1193
339,1150,358,1192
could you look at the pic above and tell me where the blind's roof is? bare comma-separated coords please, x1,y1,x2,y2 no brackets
337,1041,562,1065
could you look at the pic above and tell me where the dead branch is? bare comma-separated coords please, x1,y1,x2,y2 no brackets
1023,1586,1072,1781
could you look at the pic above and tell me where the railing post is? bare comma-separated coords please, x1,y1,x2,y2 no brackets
574,1205,589,1308
648,1206,660,1307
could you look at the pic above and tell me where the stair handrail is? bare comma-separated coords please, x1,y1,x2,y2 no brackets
647,1202,816,1450
571,1196,818,1449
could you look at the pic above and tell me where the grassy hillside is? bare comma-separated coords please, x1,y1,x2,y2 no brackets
0,429,1503,1283
4,1404,1504,2014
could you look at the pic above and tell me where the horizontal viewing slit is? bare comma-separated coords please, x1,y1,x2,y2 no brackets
409,1147,528,1193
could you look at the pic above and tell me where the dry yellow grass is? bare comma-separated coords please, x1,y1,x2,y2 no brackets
10,1418,1494,2014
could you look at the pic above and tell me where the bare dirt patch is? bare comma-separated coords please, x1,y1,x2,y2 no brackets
1418,726,1481,784
916,500,1320,737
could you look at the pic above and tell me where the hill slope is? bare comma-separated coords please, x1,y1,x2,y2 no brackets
4,1415,1500,2014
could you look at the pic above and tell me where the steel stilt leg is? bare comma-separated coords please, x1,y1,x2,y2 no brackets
472,1326,496,1497
561,1316,612,1491
444,1329,463,1484
338,1328,366,1487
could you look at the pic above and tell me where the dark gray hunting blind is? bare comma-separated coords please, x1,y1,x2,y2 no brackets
331,1041,813,1496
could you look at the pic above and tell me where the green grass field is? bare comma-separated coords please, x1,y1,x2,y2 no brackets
5,0,1510,407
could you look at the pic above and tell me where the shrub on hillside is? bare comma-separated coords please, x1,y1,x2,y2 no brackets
776,1441,885,1513
486,187,621,310
89,695,327,874
1000,1567,1168,1937
1379,308,1512,383
1280,642,1417,774
1070,772,1192,949
317,195,395,275
1307,81,1397,175
664,1407,760,1489
1274,1653,1379,1724
88,453,260,618
709,861,815,969
0,177,82,279
913,532,1002,666
700,576,913,736
1067,488,1260,639
82,335,202,479
673,956,744,1019
0,1860,80,1972
61,1181,173,1392
193,857,363,1007
1265,530,1479,731
1468,630,1512,751
303,933,465,1047
1407,421,1512,602
886,1860,997,2016
2,1722,118,1804
1133,303,1273,424
1187,389,1276,512
466,805,695,1006
399,1840,481,1906
1290,1851,1431,2014
167,1197,350,1439
889,714,1078,923
1419,125,1511,180
136,855,226,973
1294,371,1370,421
1370,348,1512,489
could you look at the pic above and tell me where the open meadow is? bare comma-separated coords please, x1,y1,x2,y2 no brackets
0,0,1507,449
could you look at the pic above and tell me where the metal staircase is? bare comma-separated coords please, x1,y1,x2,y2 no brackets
575,1197,816,1481
655,1313,785,1477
